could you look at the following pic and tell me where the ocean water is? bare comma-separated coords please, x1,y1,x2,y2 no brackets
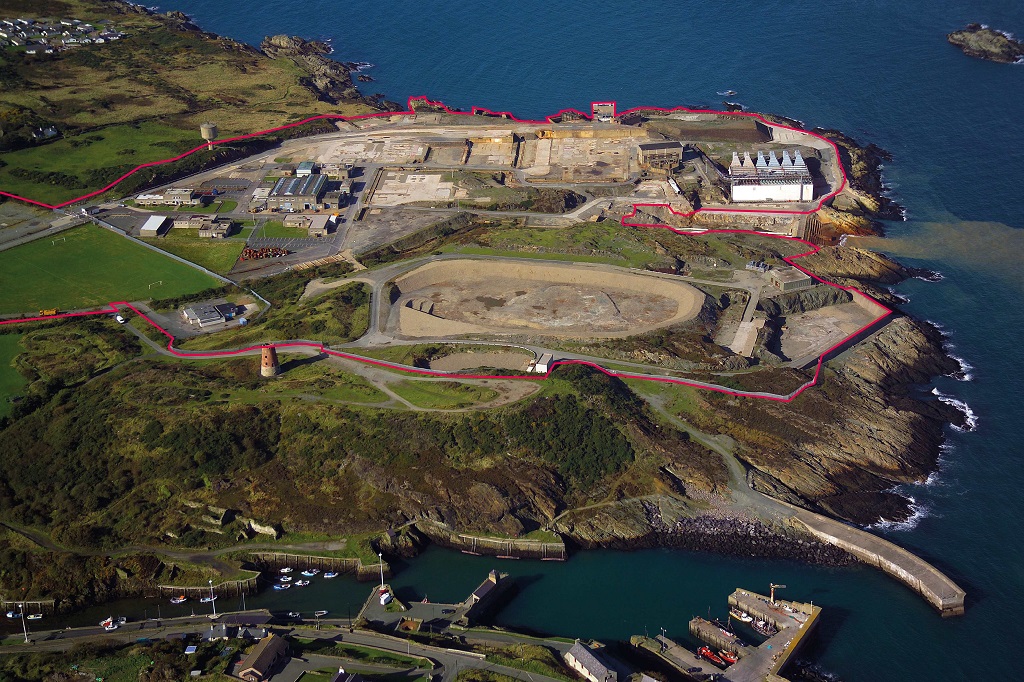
127,0,1024,678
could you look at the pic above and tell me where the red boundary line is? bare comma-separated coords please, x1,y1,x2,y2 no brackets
0,98,892,402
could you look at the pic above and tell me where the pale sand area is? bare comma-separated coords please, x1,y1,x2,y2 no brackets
429,351,533,372
393,259,705,339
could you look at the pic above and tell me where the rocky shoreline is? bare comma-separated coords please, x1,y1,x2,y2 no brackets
947,23,1024,64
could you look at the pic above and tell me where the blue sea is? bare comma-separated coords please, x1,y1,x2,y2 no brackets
144,1,1024,678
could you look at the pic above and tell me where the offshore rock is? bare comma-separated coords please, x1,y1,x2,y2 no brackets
947,24,1024,63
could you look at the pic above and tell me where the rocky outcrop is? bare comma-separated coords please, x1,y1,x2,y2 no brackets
797,246,919,284
260,35,360,103
758,284,853,317
814,129,904,226
947,24,1024,63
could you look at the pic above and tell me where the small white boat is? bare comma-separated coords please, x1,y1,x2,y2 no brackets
280,567,293,574
301,569,319,577
278,576,292,583
200,596,217,603
104,623,119,631
323,572,338,579
117,616,127,625
287,611,300,618
26,614,42,620
314,610,328,617
5,611,16,619
170,595,187,604
273,584,291,591
294,580,310,587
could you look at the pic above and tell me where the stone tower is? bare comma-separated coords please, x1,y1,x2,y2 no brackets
260,346,280,377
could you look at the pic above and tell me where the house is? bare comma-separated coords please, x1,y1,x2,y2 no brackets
564,642,617,682
236,634,289,682
201,624,267,642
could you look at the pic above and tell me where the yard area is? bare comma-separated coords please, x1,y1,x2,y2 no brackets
0,225,221,314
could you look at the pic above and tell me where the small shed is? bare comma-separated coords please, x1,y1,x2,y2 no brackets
140,215,168,237
768,266,813,292
535,353,553,374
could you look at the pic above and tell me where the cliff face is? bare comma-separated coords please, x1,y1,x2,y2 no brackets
947,24,1024,63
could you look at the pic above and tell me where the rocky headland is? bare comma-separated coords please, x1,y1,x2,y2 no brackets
947,24,1024,63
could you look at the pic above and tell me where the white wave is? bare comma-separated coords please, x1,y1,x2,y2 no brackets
931,388,978,431
915,270,943,282
869,496,930,532
945,352,974,381
886,288,910,303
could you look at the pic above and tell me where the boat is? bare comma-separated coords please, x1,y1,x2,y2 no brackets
287,611,300,618
751,618,777,637
697,646,725,666
273,584,291,591
170,595,187,604
323,572,338,579
5,611,15,619
117,616,127,625
300,569,319,577
711,618,733,634
100,617,114,628
717,90,737,96
314,610,328,617
200,596,217,603
280,567,293,573
278,576,292,582
104,623,119,631
718,650,738,665
294,580,310,587
26,614,42,621
729,607,753,622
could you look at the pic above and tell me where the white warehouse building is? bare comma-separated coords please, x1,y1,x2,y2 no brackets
729,150,814,203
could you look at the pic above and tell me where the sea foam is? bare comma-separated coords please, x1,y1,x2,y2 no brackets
931,388,978,431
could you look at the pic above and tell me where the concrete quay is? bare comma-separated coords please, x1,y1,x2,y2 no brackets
633,589,820,682
789,508,966,617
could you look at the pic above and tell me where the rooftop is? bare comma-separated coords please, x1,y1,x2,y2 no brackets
270,174,327,198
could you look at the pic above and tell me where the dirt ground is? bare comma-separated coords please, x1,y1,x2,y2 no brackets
393,259,704,339
429,351,533,372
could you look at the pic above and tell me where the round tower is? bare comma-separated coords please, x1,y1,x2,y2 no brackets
200,122,218,151
260,345,280,377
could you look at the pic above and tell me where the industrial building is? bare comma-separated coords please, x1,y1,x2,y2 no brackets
172,214,217,230
182,302,244,327
768,265,814,292
266,174,328,211
135,188,200,207
139,215,168,237
729,150,814,202
296,161,317,177
638,141,685,169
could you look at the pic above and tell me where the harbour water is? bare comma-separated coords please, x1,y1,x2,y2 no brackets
63,0,1024,678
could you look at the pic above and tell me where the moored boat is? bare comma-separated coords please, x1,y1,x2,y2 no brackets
697,646,725,666
729,607,753,622
280,567,293,573
200,596,217,603
323,572,338,579
294,580,310,587
5,611,16,619
301,569,319,577
719,650,738,665
751,618,777,637
26,613,42,621
314,610,328,617
273,584,291,591
170,595,187,604
278,576,292,582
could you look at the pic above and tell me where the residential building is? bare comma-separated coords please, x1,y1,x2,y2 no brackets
564,642,617,682
237,635,289,682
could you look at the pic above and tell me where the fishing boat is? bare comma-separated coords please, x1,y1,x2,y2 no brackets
751,618,777,637
26,614,42,621
301,569,319,577
99,617,113,627
717,90,738,96
729,607,753,622
273,584,291,591
711,618,733,634
200,596,217,603
294,580,310,587
280,567,293,574
278,576,292,582
323,572,338,579
170,595,187,604
697,646,725,666
718,650,738,665
314,610,328,617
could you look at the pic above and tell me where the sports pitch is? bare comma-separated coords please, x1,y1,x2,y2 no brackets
0,225,220,314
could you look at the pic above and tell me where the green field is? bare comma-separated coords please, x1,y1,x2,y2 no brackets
141,229,245,274
0,334,27,418
255,220,305,238
389,380,499,409
0,121,198,205
0,225,221,314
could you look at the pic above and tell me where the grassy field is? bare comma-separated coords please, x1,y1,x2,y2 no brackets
225,359,388,405
255,220,305,239
0,334,26,418
141,229,245,274
389,379,499,409
0,225,221,314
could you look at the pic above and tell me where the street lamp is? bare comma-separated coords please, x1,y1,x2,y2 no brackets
209,580,217,617
18,603,28,644
378,553,384,589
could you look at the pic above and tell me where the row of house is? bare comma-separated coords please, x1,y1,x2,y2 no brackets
136,188,202,207
0,17,124,53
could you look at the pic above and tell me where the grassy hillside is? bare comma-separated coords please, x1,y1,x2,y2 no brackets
0,0,380,203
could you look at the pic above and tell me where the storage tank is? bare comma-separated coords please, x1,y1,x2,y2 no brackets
200,122,218,150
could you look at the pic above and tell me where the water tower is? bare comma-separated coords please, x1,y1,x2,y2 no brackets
200,122,218,151
260,345,280,377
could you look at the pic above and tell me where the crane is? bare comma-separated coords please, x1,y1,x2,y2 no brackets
770,583,787,605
